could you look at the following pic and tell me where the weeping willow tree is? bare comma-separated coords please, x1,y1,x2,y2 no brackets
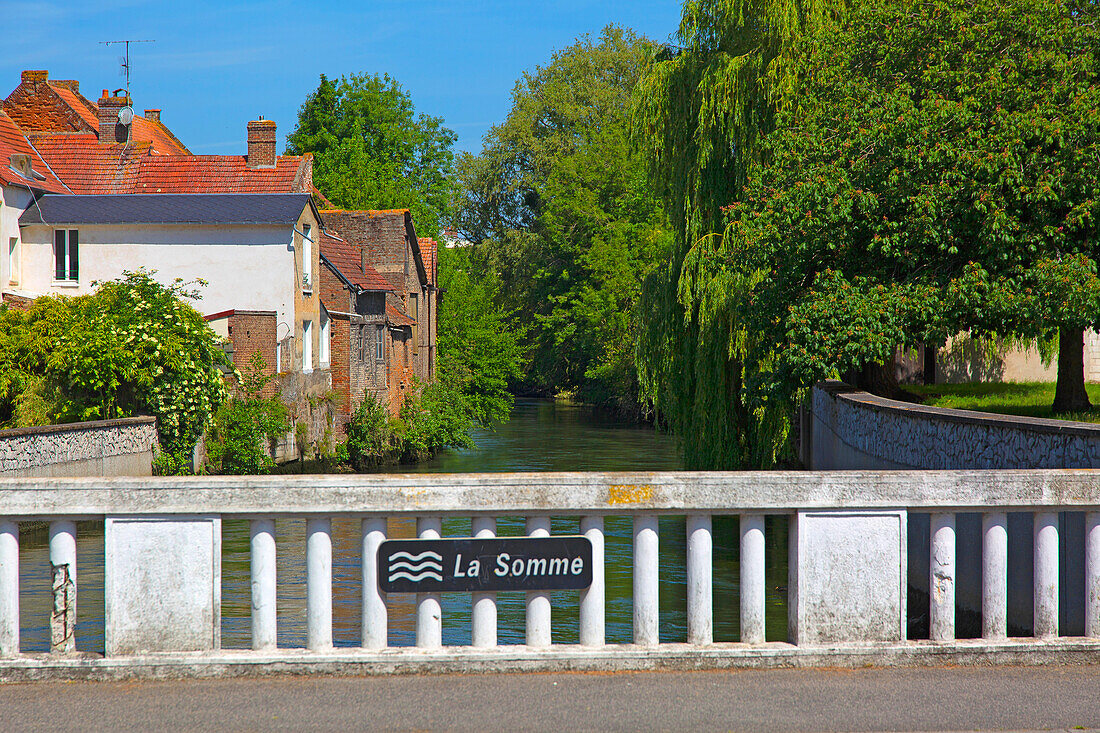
633,0,845,468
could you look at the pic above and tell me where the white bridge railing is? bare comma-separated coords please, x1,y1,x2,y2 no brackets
0,471,1099,668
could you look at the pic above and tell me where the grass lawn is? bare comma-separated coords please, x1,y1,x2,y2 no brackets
904,382,1100,425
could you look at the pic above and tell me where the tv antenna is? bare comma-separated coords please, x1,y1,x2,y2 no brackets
99,39,154,100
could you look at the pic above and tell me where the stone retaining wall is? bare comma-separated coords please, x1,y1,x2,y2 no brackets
0,417,157,478
807,380,1100,470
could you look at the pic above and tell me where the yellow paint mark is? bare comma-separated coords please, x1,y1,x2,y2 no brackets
608,484,655,505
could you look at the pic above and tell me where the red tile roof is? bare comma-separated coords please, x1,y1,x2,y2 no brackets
0,112,68,193
319,231,393,292
386,302,416,327
418,237,437,287
132,154,307,193
26,133,149,194
47,84,189,155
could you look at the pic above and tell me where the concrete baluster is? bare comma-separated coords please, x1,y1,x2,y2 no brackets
471,516,497,648
0,520,17,657
579,516,605,647
250,518,277,651
982,512,1008,640
930,513,956,641
362,517,387,650
740,514,766,644
416,516,443,649
686,514,712,646
306,517,333,651
1034,512,1059,639
526,516,552,648
633,515,659,647
49,520,76,653
1086,512,1100,638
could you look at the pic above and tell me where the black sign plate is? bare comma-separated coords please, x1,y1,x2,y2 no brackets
378,536,592,593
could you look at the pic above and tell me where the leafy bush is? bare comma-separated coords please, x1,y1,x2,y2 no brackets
204,352,289,475
345,396,397,470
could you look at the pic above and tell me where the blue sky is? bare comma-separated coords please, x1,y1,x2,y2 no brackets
0,1,683,155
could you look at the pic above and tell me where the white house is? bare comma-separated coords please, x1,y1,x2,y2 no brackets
17,192,326,376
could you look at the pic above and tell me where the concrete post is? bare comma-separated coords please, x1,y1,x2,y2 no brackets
1034,512,1059,639
982,512,1008,640
930,513,956,641
526,516,552,648
305,517,333,651
471,516,497,648
249,518,277,651
416,517,442,649
686,514,712,646
579,515,605,647
633,515,659,647
740,514,766,644
1086,512,1099,638
0,520,17,657
362,517,387,650
49,520,76,653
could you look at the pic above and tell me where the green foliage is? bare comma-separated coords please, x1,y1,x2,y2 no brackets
287,73,457,240
398,376,476,462
456,26,672,415
636,0,1100,467
345,395,398,470
436,245,526,426
204,353,289,475
0,271,231,463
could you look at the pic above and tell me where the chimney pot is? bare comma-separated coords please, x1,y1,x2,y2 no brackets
246,119,277,168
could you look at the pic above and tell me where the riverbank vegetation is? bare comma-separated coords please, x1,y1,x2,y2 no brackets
632,0,1100,468
455,26,672,418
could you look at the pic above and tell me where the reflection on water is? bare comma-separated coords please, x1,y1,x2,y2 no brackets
19,399,789,652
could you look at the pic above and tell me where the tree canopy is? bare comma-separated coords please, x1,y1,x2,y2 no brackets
636,0,1100,467
456,25,672,414
287,73,457,240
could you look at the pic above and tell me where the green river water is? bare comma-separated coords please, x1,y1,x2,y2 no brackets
17,399,790,652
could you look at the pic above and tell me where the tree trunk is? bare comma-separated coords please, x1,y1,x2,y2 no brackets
851,354,917,402
1053,327,1091,413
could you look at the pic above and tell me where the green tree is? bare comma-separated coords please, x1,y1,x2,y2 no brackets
204,353,289,475
654,0,1100,468
456,25,672,415
287,73,457,239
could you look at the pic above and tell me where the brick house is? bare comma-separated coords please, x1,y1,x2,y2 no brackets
319,223,428,422
320,209,438,389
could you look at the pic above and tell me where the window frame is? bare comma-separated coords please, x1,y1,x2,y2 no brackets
53,228,79,283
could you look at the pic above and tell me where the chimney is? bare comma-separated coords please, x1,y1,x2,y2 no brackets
246,118,277,168
98,90,130,143
144,109,161,123
21,70,48,89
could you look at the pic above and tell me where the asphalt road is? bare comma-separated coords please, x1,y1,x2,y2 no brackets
1,665,1098,731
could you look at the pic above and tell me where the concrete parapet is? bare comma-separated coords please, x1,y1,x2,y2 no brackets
0,417,156,478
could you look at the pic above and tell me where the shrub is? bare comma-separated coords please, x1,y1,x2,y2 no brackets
345,396,397,470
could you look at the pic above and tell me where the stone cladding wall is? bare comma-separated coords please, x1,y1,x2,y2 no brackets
810,380,1100,470
0,417,157,477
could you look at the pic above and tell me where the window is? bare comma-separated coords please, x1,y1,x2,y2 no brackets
302,320,313,373
376,325,384,361
319,305,330,366
54,229,78,282
7,238,18,286
410,293,418,346
301,224,312,289
358,326,365,362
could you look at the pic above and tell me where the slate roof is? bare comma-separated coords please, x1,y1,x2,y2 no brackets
0,112,68,193
20,193,314,226
319,231,393,292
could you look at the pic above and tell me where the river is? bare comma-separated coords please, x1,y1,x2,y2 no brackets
17,399,790,652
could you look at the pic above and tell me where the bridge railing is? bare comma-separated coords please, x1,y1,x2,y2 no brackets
0,471,1098,659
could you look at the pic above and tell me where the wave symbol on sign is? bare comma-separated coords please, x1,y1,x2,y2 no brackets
388,550,444,582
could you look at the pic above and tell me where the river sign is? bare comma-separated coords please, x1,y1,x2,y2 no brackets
378,536,593,593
